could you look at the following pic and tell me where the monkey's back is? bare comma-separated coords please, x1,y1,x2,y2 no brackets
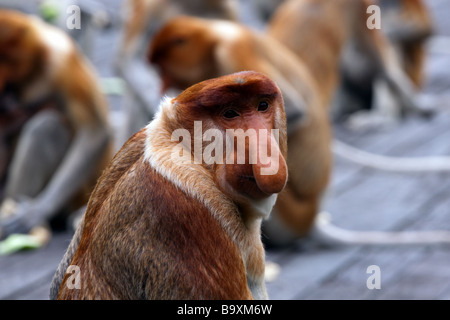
56,129,252,300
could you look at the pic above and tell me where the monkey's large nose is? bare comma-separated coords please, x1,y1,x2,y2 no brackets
251,131,287,195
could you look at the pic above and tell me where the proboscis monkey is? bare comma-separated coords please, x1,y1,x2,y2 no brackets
378,0,433,88
147,16,332,245
52,71,288,300
269,0,430,128
0,10,112,237
114,0,238,146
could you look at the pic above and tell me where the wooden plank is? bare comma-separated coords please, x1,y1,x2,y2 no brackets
326,111,450,229
298,187,450,300
330,117,446,193
301,247,426,300
266,245,360,300
5,272,55,300
373,248,450,300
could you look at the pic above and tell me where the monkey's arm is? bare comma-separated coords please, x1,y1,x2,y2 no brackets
378,38,432,116
0,124,111,237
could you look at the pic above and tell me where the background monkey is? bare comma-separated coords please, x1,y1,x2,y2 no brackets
52,71,288,300
268,0,430,128
0,10,113,237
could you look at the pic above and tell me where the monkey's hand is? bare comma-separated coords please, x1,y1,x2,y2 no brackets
0,199,45,239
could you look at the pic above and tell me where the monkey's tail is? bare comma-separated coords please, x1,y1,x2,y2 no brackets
332,139,450,172
311,211,450,246
49,208,85,300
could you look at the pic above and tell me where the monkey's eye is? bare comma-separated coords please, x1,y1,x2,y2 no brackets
223,109,240,119
171,37,187,46
258,101,269,112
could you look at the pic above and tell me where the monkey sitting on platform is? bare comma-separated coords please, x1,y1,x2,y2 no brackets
52,71,288,300
0,10,113,238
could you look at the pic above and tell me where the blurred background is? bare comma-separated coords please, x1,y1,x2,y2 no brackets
0,0,450,300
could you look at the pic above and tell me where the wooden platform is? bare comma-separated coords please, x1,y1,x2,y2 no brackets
1,0,450,300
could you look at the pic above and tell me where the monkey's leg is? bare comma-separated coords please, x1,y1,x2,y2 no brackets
3,110,71,201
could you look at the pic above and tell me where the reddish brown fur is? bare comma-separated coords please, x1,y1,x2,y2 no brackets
0,12,47,90
56,72,287,299
58,131,252,299
149,17,221,91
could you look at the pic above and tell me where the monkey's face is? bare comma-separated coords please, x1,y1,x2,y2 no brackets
0,11,45,91
216,99,288,201
149,16,217,92
173,71,288,202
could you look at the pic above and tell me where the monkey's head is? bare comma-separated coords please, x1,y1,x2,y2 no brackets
148,16,220,92
0,10,47,92
170,71,288,203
